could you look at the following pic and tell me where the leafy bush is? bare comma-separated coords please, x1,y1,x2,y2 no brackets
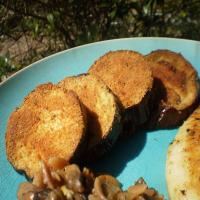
0,55,21,81
0,0,200,81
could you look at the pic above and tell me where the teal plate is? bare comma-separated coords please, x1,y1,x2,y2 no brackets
1,37,200,199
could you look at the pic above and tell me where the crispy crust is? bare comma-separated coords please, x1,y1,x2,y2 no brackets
58,74,122,160
145,50,199,128
88,50,153,134
89,50,153,108
5,83,87,178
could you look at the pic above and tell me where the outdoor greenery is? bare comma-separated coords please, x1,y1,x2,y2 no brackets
1,0,200,81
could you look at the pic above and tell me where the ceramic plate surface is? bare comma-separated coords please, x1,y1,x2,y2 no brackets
1,37,200,199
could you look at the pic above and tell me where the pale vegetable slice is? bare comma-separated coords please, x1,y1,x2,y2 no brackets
166,106,200,200
146,49,199,128
58,74,121,160
6,83,87,178
89,50,153,134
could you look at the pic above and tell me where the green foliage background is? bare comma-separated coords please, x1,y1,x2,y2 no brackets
1,0,200,81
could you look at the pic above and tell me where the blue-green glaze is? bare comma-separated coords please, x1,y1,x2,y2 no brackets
1,38,200,200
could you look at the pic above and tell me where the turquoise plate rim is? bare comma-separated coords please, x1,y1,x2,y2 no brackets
1,37,200,199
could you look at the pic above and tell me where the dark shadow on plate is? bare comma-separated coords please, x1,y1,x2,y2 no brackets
88,130,147,177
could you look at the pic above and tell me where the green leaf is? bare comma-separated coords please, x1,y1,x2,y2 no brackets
179,11,187,18
47,13,54,25
34,22,39,35
0,55,14,77
109,9,117,19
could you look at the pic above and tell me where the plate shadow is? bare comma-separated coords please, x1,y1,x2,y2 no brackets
89,130,147,177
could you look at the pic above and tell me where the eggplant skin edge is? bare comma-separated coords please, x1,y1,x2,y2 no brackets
145,49,200,129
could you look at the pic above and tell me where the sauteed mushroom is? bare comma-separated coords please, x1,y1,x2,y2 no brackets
17,161,164,200
89,175,121,200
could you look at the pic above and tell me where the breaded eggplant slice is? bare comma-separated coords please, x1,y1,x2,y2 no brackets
58,74,121,160
166,106,200,200
145,49,199,128
88,50,153,134
6,83,87,178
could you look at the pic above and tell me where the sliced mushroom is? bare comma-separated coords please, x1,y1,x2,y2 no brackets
114,191,135,200
92,175,122,200
33,170,45,189
61,164,84,193
17,182,51,200
74,193,87,200
88,194,102,200
17,163,164,200
82,167,95,194
41,161,58,189
135,196,146,200
127,183,147,197
18,182,39,200
31,189,51,200
144,188,156,197
47,188,65,200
